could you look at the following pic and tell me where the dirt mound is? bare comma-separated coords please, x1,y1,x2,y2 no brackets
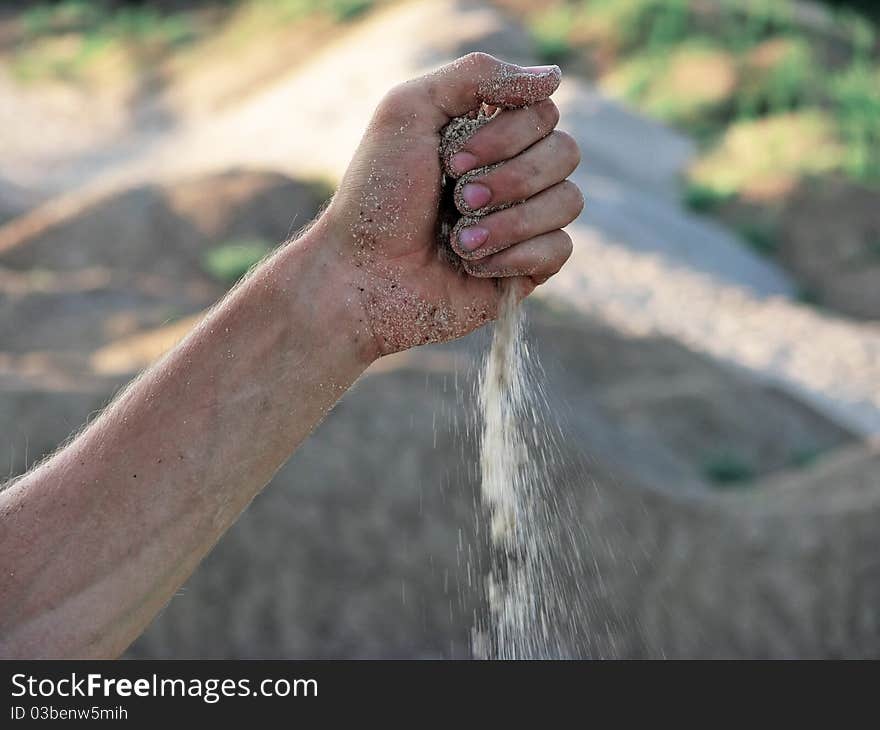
121,311,878,658
0,169,325,277
0,177,33,226
90,314,203,375
1,281,869,656
529,302,853,489
778,179,880,320
0,169,326,354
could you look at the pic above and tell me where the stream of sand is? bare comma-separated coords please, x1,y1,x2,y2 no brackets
476,284,559,659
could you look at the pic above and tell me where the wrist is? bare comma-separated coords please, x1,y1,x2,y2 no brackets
273,213,382,368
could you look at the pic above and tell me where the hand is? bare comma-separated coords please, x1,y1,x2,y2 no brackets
322,52,583,357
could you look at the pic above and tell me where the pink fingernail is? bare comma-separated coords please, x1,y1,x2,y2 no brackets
458,226,489,252
462,183,491,210
450,151,478,175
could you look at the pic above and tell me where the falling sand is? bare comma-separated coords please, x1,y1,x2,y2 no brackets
436,66,567,658
473,285,564,659
440,140,561,660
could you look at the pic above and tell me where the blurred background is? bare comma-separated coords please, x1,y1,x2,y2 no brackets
1,0,879,658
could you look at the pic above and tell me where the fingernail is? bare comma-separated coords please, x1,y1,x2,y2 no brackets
458,226,489,252
450,151,478,175
461,182,492,211
524,64,560,75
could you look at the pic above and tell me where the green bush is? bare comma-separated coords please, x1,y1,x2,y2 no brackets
728,0,795,48
21,0,101,37
737,37,817,119
531,5,576,65
250,0,374,22
683,182,734,213
646,0,690,50
12,0,380,83
328,0,374,22
703,452,756,486
738,220,778,256
829,63,880,183
796,286,822,307
583,0,692,53
202,239,271,284
13,0,198,82
22,0,196,45
789,447,822,469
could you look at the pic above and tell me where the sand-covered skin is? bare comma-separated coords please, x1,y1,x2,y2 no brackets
340,159,492,355
360,275,491,353
329,61,559,358
476,65,562,109
439,109,494,178
345,163,479,352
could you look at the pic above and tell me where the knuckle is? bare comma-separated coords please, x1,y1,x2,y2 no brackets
463,51,495,71
376,83,413,123
534,99,560,133
556,230,574,265
508,204,530,241
562,180,585,217
502,164,532,201
552,130,581,168
464,129,490,159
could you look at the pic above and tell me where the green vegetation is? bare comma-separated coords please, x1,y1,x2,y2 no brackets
796,286,822,307
531,5,578,64
202,239,271,284
9,0,381,84
829,63,880,181
518,0,880,195
245,0,376,23
687,111,843,204
789,446,823,469
703,452,756,486
327,0,375,21
737,220,778,257
605,41,738,134
683,182,734,213
20,1,192,42
13,0,198,82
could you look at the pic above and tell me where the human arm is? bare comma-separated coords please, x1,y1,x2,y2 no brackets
0,53,583,658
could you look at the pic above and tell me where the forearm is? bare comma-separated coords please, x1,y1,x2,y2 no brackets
0,216,373,658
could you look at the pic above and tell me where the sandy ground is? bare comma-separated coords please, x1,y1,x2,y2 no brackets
125,317,880,659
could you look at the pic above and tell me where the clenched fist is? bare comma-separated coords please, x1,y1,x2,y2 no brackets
320,52,583,357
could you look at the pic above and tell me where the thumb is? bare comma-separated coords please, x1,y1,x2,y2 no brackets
416,52,561,124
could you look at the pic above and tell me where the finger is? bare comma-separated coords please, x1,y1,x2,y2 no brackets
408,52,561,126
451,180,584,260
454,130,580,215
462,230,573,281
443,99,560,178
